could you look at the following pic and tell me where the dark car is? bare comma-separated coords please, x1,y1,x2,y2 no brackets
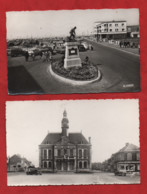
26,166,42,175
55,46,65,54
11,47,24,57
114,170,126,176
78,45,86,52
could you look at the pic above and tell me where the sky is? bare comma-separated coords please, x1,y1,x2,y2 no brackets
6,9,139,39
6,99,140,167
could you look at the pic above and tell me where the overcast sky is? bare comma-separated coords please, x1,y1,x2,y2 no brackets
6,99,139,167
6,9,139,39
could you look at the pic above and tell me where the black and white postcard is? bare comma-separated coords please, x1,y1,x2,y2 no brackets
6,99,140,186
7,9,140,95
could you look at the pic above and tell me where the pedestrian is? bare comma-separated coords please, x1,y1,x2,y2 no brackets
84,56,90,65
42,52,46,62
24,51,29,62
46,51,49,62
119,41,122,48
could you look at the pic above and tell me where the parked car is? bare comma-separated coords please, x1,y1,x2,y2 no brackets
55,46,65,54
7,48,11,56
11,47,24,57
26,166,42,175
114,170,126,176
81,42,89,50
78,44,86,52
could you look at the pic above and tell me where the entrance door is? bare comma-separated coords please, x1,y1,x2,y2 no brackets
63,160,68,171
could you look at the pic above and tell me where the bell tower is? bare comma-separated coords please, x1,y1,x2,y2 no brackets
61,110,69,136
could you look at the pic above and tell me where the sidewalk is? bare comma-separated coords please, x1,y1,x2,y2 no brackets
87,39,140,56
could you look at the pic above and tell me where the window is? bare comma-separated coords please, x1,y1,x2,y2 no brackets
43,149,47,159
64,149,67,155
115,24,118,27
136,153,140,160
119,153,125,161
57,149,61,157
127,153,132,161
109,29,112,32
44,161,47,168
84,161,87,168
70,149,74,157
48,149,52,158
79,161,82,169
84,149,87,158
79,149,82,158
115,29,118,32
48,161,52,168
119,165,125,170
137,164,140,171
122,29,125,31
109,24,112,27
122,23,124,26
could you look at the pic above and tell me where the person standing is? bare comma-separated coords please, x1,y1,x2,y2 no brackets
24,51,29,62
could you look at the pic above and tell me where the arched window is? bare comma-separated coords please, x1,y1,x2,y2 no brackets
84,161,87,169
127,153,132,161
48,161,52,168
44,161,47,168
84,149,87,158
79,149,82,158
48,150,52,158
79,161,82,169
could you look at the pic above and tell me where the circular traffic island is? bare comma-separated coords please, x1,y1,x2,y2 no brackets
50,61,102,85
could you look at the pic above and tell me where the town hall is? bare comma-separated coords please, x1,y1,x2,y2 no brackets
39,110,92,172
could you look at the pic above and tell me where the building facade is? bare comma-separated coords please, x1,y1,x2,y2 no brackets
39,110,92,172
127,25,140,38
102,143,140,173
94,20,127,40
7,155,32,172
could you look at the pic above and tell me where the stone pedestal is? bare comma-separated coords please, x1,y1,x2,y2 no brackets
64,41,82,69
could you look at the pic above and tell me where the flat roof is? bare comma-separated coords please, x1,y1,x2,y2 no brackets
95,20,126,26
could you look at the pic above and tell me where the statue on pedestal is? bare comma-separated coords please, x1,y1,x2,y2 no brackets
68,26,77,42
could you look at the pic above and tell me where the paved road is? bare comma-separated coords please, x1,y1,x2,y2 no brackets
8,41,140,94
7,171,140,186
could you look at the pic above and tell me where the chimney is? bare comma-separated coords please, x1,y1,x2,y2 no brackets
126,142,129,146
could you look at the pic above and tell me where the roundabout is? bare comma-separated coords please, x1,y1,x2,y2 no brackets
49,61,102,86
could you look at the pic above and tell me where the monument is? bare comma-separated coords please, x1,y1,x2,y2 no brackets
64,27,82,69
50,26,101,85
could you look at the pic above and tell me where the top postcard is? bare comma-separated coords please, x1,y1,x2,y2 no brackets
6,9,140,95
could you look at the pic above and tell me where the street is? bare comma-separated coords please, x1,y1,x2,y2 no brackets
8,40,140,94
7,171,140,186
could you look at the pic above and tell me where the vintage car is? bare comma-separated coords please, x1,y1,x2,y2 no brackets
26,166,42,175
10,47,24,57
78,44,86,52
114,170,126,176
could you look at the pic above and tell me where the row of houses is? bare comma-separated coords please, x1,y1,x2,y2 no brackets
93,20,139,40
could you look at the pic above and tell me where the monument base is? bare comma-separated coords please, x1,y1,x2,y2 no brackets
64,41,82,69
64,58,82,69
